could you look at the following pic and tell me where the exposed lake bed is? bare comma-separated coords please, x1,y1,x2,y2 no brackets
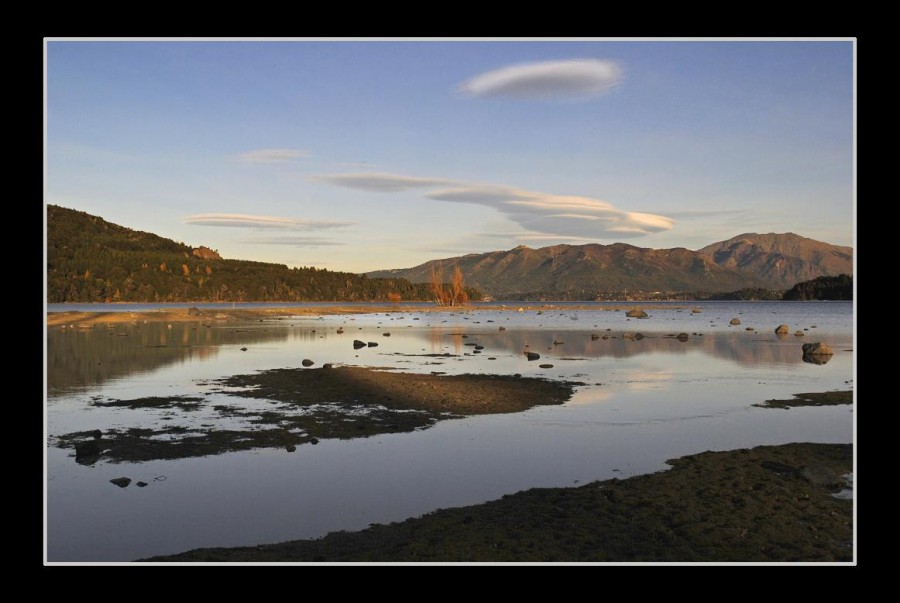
45,301,854,562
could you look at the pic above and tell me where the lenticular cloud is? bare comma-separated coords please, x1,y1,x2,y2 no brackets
459,59,623,100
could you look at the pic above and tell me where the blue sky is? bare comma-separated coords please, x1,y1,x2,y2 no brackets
45,38,854,272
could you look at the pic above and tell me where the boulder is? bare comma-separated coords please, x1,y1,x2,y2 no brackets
634,333,644,341
802,342,834,356
539,364,554,369
353,340,366,349
301,359,314,367
676,333,689,342
110,477,131,488
525,351,541,361
626,309,648,318
383,332,391,337
775,324,790,335
367,342,379,347
729,318,741,325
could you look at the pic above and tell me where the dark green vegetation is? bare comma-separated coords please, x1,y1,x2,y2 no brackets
782,274,853,301
145,442,852,562
755,390,853,409
706,287,784,301
47,205,478,303
367,233,853,300
54,367,578,463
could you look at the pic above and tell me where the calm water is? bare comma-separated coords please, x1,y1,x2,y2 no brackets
45,301,854,562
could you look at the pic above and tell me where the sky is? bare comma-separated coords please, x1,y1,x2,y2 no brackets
45,38,855,273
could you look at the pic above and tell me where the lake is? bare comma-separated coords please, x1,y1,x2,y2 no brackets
45,301,854,562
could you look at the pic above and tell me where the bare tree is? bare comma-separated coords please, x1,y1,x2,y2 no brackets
450,265,465,307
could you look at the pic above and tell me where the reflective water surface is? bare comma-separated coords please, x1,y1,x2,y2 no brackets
45,301,854,561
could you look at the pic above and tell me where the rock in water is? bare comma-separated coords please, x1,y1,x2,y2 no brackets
802,342,834,356
539,364,554,369
626,309,648,318
591,334,599,340
676,333,689,342
301,359,314,367
775,324,790,334
794,331,805,337
525,351,540,361
110,477,131,488
730,318,741,325
634,333,644,340
353,340,366,349
367,342,379,347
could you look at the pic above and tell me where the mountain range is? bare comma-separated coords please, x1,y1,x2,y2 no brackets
367,233,853,300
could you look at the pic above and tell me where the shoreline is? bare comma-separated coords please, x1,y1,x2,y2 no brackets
46,302,694,327
142,441,853,563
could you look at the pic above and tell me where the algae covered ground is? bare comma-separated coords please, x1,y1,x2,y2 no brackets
144,442,852,563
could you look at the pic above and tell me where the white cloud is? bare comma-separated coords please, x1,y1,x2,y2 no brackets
427,188,673,238
183,213,353,230
232,149,311,164
317,171,674,240
311,172,453,192
459,59,623,100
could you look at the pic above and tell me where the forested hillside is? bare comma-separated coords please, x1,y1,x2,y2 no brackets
47,205,474,303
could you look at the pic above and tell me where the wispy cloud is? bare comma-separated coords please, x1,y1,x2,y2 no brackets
240,236,345,247
316,172,674,239
183,213,353,230
311,172,453,192
459,59,623,101
232,149,311,164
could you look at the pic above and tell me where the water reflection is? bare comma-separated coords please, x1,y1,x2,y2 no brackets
47,321,290,395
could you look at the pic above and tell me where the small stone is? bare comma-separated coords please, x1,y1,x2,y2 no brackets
301,359,314,367
730,318,741,325
539,364,554,369
136,481,148,487
525,351,541,361
367,342,379,347
676,333,689,342
285,445,296,453
553,340,564,345
91,429,103,440
110,477,131,488
337,328,344,334
634,333,644,340
498,326,506,331
626,309,648,318
794,331,805,337
591,334,599,340
775,324,790,335
310,437,319,445
383,332,391,337
323,363,334,369
353,340,366,349
240,347,248,352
